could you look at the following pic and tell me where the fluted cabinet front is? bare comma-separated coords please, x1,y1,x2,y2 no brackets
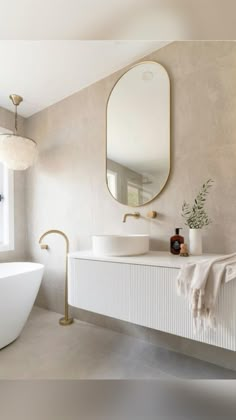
68,257,236,351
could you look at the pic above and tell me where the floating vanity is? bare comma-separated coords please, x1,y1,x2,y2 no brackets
68,251,236,351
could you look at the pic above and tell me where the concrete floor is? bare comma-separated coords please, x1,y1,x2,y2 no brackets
0,306,236,379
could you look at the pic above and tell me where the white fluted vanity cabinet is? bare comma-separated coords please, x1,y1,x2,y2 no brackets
68,251,236,351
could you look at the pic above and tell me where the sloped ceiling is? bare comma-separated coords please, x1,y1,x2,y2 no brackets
0,41,171,117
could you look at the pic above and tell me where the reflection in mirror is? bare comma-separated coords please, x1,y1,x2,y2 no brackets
106,61,170,207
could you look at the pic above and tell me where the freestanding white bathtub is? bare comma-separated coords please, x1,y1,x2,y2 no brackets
0,262,44,349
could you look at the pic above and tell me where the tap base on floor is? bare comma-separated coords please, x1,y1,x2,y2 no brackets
59,317,74,326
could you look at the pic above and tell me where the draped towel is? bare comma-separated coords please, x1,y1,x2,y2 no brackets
176,253,236,330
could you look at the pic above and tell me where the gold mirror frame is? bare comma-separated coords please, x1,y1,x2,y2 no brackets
105,60,171,208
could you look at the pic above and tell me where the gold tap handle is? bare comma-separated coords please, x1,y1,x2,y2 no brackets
40,244,49,250
147,211,157,219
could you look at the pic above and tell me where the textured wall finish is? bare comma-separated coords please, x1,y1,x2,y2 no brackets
25,42,236,369
0,106,26,261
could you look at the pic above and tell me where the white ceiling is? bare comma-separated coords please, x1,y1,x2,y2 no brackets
0,41,170,117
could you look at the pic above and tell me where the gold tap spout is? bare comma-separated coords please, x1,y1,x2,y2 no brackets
38,229,73,326
39,229,69,252
122,212,140,223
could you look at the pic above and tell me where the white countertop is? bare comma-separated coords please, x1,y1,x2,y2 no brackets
68,250,221,269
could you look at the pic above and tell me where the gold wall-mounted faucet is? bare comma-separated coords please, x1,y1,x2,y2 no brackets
39,229,73,326
122,212,140,223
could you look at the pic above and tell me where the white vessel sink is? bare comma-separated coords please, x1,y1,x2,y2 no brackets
92,234,149,257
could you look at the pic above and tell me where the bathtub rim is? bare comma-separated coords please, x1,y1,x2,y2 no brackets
0,262,44,279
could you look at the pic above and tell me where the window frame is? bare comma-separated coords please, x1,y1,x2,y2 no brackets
0,126,14,252
107,169,118,199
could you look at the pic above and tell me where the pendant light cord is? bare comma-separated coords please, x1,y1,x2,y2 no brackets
14,104,18,134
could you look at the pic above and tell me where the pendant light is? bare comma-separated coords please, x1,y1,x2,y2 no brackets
0,94,38,170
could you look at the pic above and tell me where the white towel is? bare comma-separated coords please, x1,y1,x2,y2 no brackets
176,253,236,330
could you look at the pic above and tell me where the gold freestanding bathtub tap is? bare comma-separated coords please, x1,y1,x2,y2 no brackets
39,229,74,326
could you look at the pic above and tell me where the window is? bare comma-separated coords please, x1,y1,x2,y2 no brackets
127,183,139,206
0,127,14,251
107,170,117,199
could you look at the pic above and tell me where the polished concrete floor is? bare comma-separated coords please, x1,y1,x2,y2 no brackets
0,306,236,379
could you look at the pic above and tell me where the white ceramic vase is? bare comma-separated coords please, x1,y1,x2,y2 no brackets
189,228,202,255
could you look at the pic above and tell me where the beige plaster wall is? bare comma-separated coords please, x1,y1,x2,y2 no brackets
25,41,236,369
0,106,26,261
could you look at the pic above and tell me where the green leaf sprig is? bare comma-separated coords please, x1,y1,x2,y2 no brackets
182,179,214,229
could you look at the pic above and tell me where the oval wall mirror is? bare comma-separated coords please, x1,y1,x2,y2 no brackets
106,61,170,207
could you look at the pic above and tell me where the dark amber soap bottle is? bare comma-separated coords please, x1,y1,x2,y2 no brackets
170,228,184,255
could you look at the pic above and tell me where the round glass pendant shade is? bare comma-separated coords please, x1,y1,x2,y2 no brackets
0,134,38,170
